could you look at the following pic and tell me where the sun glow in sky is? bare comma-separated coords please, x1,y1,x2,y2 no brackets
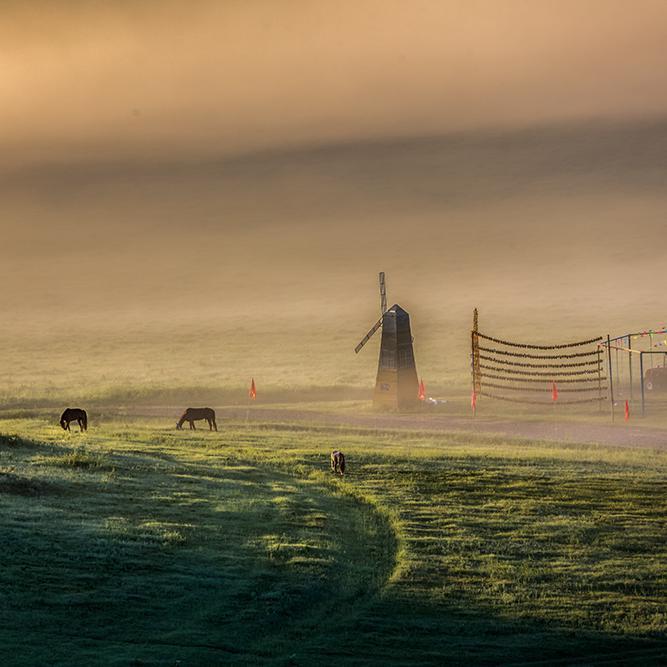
1,1,667,361
2,0,667,165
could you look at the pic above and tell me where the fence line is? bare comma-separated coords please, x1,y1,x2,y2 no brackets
471,310,607,412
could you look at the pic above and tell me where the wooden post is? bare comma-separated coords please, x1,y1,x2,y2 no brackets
649,334,654,369
606,334,615,423
597,344,603,413
628,335,633,401
640,352,646,417
471,308,481,397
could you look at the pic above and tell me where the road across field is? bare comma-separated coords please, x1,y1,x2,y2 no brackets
131,405,667,450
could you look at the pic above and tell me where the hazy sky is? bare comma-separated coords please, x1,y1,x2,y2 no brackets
3,0,667,167
1,1,666,341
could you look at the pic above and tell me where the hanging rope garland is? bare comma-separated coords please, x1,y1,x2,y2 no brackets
478,346,600,360
478,355,603,369
477,332,602,350
471,318,606,409
481,381,606,393
480,369,606,382
479,391,606,405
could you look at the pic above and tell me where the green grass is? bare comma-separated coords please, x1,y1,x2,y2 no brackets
4,301,667,432
1,298,662,410
0,419,665,665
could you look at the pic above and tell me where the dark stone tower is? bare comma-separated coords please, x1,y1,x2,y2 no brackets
373,304,419,410
355,274,420,411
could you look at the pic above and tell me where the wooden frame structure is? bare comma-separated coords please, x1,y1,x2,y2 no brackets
471,309,607,412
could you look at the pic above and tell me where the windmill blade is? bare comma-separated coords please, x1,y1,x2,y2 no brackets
379,272,387,315
355,316,383,354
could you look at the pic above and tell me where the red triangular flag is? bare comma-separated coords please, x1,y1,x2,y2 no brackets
471,388,477,413
249,378,256,400
418,379,426,401
624,399,630,421
551,382,558,402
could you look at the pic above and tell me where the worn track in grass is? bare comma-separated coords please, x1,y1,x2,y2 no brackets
1,422,665,664
125,404,667,451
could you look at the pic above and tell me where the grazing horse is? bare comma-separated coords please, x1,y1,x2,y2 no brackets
176,407,217,431
330,450,346,475
60,408,88,432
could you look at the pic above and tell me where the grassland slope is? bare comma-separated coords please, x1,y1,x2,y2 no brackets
0,419,665,665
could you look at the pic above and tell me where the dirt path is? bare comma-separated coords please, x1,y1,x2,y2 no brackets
130,405,667,451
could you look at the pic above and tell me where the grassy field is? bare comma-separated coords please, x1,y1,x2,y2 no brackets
1,417,665,665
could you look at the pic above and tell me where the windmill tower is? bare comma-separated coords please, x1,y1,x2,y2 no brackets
355,272,420,410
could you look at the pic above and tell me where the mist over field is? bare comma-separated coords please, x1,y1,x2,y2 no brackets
2,0,667,401
2,5,667,665
2,119,667,402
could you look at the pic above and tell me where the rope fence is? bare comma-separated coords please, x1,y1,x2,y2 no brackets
479,391,607,406
482,375,605,387
478,346,600,360
477,332,603,350
481,365,603,377
479,355,602,369
471,309,607,409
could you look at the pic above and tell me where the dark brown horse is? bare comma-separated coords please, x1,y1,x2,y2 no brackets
60,408,88,432
177,407,217,431
330,450,345,475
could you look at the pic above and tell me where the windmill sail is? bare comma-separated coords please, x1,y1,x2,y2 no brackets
379,271,387,315
355,316,383,354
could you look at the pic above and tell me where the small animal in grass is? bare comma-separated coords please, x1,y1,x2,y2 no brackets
330,450,346,475
176,407,217,431
60,408,88,432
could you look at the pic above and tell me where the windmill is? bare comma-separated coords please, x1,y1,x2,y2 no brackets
355,272,420,410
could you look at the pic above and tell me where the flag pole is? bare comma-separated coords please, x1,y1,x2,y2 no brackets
246,378,256,424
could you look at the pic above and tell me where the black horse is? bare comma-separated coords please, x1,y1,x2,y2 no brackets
176,407,217,431
60,408,88,432
330,450,346,475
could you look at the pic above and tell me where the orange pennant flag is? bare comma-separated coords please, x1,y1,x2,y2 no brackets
249,378,256,400
471,389,477,413
418,379,426,401
624,400,630,421
551,382,558,402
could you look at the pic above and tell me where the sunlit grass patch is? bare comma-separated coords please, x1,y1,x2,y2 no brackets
0,418,665,664
34,446,114,471
259,533,330,566
103,516,189,546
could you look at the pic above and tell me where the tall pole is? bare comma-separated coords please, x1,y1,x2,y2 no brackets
628,335,633,401
597,345,603,413
640,352,646,417
649,334,654,369
606,334,615,423
379,272,387,315
471,308,481,414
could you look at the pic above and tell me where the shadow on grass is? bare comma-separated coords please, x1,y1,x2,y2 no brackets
0,448,396,665
0,442,664,666
0,472,61,497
